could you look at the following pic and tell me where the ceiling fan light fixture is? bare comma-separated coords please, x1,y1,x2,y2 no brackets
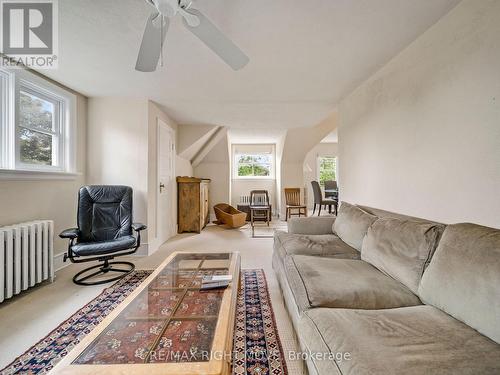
179,8,201,27
136,0,250,72
153,0,176,17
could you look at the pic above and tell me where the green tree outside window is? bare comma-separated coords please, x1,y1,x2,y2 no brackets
319,156,337,185
237,154,272,177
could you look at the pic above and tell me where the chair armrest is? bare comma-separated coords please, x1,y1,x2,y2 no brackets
287,217,336,235
59,228,80,239
132,223,147,232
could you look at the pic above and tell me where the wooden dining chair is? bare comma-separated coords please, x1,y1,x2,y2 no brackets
249,190,271,237
284,188,307,221
324,180,338,199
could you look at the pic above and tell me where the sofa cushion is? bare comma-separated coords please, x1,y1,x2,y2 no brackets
361,217,445,293
287,216,336,235
274,230,360,262
299,305,500,375
333,202,378,251
284,255,421,312
419,223,500,344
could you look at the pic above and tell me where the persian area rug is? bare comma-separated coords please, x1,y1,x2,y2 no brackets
233,269,288,375
1,269,287,375
1,270,152,375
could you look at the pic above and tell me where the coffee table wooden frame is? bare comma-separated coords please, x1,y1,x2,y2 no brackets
50,251,241,375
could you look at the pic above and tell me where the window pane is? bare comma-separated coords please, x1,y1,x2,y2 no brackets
238,155,253,163
236,153,273,177
19,127,53,165
253,154,271,164
254,164,270,176
20,91,55,132
238,164,254,176
319,157,336,185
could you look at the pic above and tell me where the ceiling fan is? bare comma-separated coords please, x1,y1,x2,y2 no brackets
136,0,250,72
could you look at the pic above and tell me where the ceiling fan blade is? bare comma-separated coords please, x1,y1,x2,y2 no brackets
135,12,169,72
182,8,249,71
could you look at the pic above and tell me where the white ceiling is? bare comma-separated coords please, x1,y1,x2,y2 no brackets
228,128,287,144
41,0,459,129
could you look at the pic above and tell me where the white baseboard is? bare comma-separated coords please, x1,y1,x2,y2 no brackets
133,243,149,257
54,252,69,272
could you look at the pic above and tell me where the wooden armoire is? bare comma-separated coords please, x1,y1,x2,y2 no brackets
177,177,211,233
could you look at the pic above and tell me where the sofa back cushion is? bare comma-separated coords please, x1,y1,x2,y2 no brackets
418,223,500,344
333,202,378,251
361,218,445,293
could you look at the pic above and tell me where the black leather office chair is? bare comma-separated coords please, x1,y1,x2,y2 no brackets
60,185,147,286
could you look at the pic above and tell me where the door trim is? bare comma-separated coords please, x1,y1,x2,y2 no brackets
156,119,175,242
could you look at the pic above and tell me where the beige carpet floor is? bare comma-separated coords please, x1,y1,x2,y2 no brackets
0,221,304,374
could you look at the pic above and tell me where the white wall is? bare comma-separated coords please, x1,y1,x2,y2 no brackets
303,143,338,207
87,98,149,236
147,101,192,252
193,135,230,219
231,179,277,214
338,0,500,228
0,94,87,268
280,112,338,218
176,156,193,177
230,144,277,215
87,98,192,254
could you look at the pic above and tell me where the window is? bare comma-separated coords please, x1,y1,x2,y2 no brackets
318,156,337,185
0,68,76,176
237,154,272,177
233,144,275,179
18,89,61,168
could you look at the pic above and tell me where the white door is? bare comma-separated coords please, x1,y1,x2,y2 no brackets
157,120,175,245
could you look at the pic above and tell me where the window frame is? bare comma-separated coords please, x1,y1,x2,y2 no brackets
232,144,276,180
0,68,77,178
317,155,337,186
0,69,14,170
16,83,64,171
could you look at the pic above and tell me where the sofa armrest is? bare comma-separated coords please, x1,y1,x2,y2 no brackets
59,228,80,239
287,217,336,235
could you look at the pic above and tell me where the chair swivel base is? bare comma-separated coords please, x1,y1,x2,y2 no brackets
73,260,135,286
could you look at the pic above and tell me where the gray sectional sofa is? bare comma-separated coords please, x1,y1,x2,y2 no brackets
273,202,500,375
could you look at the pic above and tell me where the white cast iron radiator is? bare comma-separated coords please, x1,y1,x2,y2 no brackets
239,194,272,205
0,220,54,302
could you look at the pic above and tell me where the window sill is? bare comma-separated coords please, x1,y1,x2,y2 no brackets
232,177,276,181
0,169,82,181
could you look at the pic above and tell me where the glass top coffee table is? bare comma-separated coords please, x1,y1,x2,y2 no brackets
50,251,240,375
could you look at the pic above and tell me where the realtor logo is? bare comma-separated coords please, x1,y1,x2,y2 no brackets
0,0,58,69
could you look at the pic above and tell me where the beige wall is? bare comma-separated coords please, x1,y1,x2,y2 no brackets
338,0,500,228
0,95,87,266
